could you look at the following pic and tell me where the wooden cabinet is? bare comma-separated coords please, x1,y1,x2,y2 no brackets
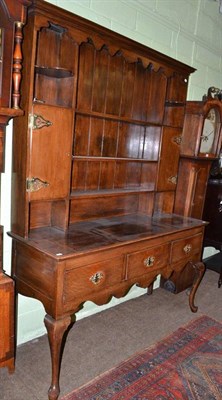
10,1,207,399
174,158,212,219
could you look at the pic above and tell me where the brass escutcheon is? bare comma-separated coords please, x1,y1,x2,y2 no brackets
183,244,192,254
144,256,155,267
90,271,104,285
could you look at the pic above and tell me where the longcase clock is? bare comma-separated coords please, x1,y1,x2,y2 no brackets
164,91,222,294
175,95,222,219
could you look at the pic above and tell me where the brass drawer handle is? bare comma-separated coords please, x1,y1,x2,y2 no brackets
144,256,155,267
90,271,104,285
183,244,192,254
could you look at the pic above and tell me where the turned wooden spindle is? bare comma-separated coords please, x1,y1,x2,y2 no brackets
12,21,24,109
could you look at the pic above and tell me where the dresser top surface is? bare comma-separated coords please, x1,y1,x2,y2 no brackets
9,213,206,260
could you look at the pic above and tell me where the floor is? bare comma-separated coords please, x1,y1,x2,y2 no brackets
0,269,221,400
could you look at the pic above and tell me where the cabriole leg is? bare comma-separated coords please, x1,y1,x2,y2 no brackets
188,261,206,313
44,314,72,400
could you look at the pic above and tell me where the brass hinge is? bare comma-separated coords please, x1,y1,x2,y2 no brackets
26,177,49,192
168,175,177,185
173,135,182,145
29,113,52,130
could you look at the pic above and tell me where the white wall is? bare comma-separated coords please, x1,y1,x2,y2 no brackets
2,0,222,345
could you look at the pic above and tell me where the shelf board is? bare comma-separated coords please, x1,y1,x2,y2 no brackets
0,107,24,118
35,65,74,78
70,187,154,199
75,108,162,127
72,155,158,162
180,154,217,161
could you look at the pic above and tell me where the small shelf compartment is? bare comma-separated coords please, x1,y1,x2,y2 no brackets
71,159,157,192
71,103,160,223
33,24,77,107
73,114,161,160
69,191,155,223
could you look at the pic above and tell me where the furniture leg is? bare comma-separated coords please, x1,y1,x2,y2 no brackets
188,261,205,313
147,282,153,295
7,358,15,374
44,314,72,400
218,270,222,288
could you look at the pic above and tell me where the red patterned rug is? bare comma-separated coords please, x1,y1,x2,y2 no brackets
61,316,222,400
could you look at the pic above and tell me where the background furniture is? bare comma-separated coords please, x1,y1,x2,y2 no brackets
202,176,222,287
161,96,222,293
10,1,209,399
175,97,222,219
0,0,30,373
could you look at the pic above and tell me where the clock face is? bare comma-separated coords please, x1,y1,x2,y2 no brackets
199,108,219,154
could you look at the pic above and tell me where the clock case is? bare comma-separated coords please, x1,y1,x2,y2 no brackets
174,96,222,221
162,96,222,294
180,98,222,159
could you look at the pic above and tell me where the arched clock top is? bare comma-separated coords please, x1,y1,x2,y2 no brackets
200,107,221,155
181,93,222,159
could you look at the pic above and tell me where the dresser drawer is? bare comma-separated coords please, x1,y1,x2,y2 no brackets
63,256,124,302
171,233,203,264
126,243,170,279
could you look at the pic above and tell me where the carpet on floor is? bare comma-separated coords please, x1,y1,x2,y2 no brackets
61,315,222,400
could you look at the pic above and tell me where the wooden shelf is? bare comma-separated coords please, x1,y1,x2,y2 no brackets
180,154,217,161
75,108,162,127
35,65,74,78
70,187,154,198
0,107,23,120
72,155,158,162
